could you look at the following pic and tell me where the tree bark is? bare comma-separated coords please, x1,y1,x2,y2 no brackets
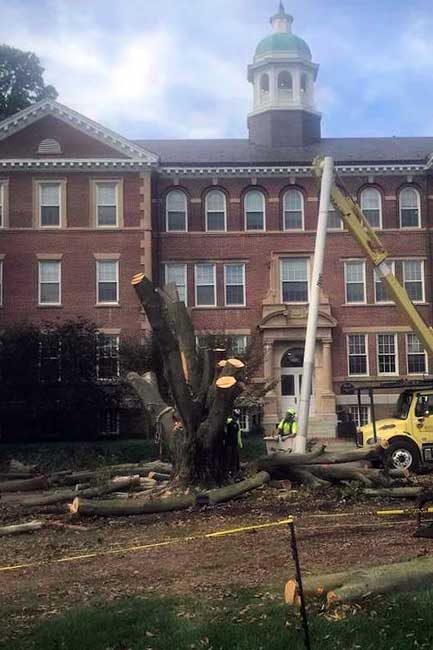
202,471,270,505
0,521,45,536
19,476,141,507
71,494,196,516
285,557,433,607
363,487,422,498
50,462,172,487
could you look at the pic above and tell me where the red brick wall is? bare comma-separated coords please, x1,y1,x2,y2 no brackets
0,116,129,159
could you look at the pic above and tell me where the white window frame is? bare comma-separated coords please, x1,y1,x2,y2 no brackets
244,190,266,232
344,260,366,305
376,333,399,376
283,189,304,231
166,190,188,232
224,263,246,307
38,181,63,229
402,259,425,304
38,260,62,306
194,263,217,308
327,205,343,231
95,181,119,228
280,257,310,304
360,187,382,229
96,333,120,381
99,409,120,436
348,405,371,428
374,260,395,304
347,334,369,377
231,334,248,355
205,190,227,232
96,260,119,305
399,187,421,229
164,263,188,305
406,333,428,376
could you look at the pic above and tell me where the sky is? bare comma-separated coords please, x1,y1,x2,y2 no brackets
2,0,433,140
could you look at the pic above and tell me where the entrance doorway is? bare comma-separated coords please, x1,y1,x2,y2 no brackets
280,347,314,414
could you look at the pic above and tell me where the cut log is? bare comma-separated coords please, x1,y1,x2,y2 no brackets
300,465,408,488
50,462,172,487
363,487,422,498
0,476,49,493
70,494,195,516
286,557,433,607
0,520,45,536
203,472,270,505
148,472,171,482
216,376,237,389
19,476,141,507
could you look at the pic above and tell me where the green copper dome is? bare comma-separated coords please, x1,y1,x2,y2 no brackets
255,32,311,59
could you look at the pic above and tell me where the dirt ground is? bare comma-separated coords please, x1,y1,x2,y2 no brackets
1,482,433,642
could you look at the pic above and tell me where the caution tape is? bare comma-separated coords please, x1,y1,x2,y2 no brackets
0,518,294,574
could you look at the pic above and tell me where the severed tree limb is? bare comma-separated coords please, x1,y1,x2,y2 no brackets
363,487,423,498
0,476,49,493
0,521,45,536
70,494,196,516
197,348,216,407
202,471,270,505
49,462,173,487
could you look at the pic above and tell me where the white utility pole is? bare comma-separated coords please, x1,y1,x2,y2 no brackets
294,156,334,454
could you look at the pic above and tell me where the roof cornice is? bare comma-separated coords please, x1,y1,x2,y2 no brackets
0,100,159,165
158,163,425,177
0,158,157,171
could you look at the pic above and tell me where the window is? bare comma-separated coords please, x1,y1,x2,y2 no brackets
278,70,293,96
0,184,4,228
300,73,308,94
281,258,309,303
344,261,366,304
39,333,61,383
406,333,427,375
0,260,2,306
224,264,245,306
96,182,118,227
231,335,248,355
347,334,368,376
348,405,370,427
96,260,119,304
166,190,187,232
400,188,421,228
360,188,382,229
374,260,395,303
403,260,424,302
283,189,304,230
239,408,249,432
97,333,120,380
245,190,265,231
260,73,270,93
327,205,343,230
377,334,398,375
37,138,62,154
205,190,226,231
99,409,120,436
195,264,216,307
39,183,61,227
39,260,61,305
164,263,187,304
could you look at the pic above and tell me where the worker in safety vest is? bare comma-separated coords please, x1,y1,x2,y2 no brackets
225,408,243,472
277,408,298,439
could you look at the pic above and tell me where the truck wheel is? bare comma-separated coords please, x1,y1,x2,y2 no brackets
387,440,420,472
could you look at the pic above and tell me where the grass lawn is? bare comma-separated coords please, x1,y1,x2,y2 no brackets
3,588,433,650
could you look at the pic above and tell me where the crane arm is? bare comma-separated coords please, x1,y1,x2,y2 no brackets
313,156,433,357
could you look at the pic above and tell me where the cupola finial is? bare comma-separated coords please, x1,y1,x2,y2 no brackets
270,2,293,33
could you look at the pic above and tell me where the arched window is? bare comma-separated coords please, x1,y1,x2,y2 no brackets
281,347,305,368
166,190,187,231
260,73,270,93
400,187,421,228
245,190,265,231
37,138,62,154
283,189,304,230
205,189,226,231
300,74,308,94
278,71,293,98
360,187,382,229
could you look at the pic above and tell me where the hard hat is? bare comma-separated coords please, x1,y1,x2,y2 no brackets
286,408,296,416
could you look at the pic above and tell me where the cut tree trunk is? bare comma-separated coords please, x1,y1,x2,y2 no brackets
363,487,422,498
0,520,45,536
0,476,49,493
50,462,172,487
19,476,141,507
285,557,433,607
201,471,270,505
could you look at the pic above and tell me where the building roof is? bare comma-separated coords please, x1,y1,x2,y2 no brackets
134,137,433,167
255,32,311,59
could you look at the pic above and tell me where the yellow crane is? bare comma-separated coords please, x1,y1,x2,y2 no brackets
313,156,433,471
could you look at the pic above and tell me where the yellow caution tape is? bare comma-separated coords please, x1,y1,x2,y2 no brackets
0,518,293,574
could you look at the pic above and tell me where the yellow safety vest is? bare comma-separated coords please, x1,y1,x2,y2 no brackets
278,418,298,437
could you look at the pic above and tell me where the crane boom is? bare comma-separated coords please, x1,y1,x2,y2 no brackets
313,156,433,357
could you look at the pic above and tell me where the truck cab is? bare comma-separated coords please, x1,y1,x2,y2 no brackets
358,385,433,471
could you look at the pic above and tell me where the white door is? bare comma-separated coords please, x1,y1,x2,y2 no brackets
280,347,315,416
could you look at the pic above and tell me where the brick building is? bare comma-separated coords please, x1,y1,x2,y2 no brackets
2,3,433,437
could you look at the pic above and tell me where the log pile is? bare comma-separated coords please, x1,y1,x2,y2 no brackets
285,557,433,607
255,442,411,490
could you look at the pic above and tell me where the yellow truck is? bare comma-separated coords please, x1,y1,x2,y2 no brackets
314,158,433,472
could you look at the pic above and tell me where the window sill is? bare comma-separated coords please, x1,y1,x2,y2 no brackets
342,302,429,307
95,303,121,308
191,306,250,311
37,304,63,308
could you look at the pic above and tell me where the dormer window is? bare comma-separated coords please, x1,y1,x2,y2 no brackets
37,139,62,155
